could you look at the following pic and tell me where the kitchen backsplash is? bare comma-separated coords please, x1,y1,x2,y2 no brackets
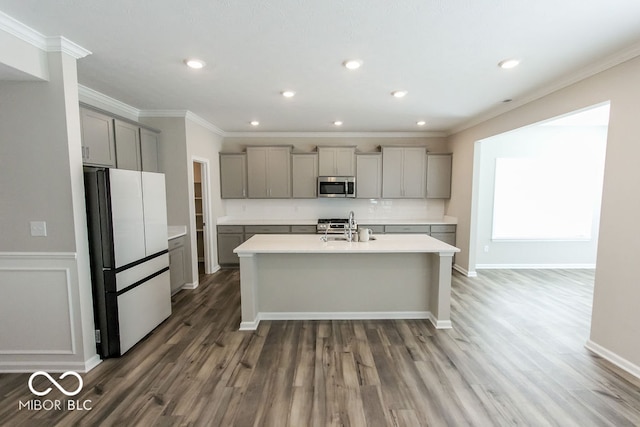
223,198,445,221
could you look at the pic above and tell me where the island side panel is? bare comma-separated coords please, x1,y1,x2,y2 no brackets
428,252,454,328
238,253,260,330
255,252,431,316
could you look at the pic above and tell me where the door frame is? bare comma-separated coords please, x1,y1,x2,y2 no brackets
191,157,214,275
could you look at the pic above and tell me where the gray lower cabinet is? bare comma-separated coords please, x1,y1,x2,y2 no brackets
385,224,431,234
168,236,186,294
429,224,456,245
114,119,142,171
80,107,116,167
218,228,245,266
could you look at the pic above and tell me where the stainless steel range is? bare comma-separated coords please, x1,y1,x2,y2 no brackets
316,218,358,234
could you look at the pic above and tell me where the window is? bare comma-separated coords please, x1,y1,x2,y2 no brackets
492,155,601,240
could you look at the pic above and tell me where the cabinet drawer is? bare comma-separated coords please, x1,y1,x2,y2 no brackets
168,236,185,251
291,225,317,233
361,225,385,234
385,225,430,233
430,225,456,233
244,225,290,234
218,225,244,234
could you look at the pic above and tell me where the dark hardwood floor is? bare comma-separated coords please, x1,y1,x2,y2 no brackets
1,268,639,426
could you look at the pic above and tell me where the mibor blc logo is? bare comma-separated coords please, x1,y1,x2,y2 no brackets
19,371,92,412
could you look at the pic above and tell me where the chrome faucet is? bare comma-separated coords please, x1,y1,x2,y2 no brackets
347,211,355,242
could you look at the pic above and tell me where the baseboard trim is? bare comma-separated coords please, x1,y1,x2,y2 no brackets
585,340,640,380
181,280,199,290
476,263,596,270
453,264,477,277
208,265,221,274
0,355,102,374
239,311,447,331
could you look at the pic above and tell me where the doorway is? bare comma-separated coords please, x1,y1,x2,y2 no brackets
192,159,212,276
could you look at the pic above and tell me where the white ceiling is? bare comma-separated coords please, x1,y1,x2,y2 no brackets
1,0,640,134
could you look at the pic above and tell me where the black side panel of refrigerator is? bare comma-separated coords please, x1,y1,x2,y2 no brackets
83,167,118,358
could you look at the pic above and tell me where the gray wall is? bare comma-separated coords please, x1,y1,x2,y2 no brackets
447,54,640,370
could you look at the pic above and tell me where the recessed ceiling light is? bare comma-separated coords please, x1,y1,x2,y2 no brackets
184,58,206,69
343,59,362,70
391,90,408,98
333,121,343,126
250,121,260,126
281,90,296,98
498,59,520,69
416,120,426,126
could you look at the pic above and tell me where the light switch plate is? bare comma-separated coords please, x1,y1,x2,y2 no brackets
30,221,47,237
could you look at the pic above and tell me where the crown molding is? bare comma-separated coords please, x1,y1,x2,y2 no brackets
0,10,46,49
46,36,91,59
78,85,140,121
138,110,226,136
0,11,90,59
450,40,640,136
224,131,447,138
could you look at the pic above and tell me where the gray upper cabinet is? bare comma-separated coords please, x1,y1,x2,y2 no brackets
247,146,292,198
114,119,141,171
140,128,160,172
318,146,355,176
426,153,452,199
382,146,426,198
292,153,318,198
220,153,247,198
80,107,116,167
356,153,382,199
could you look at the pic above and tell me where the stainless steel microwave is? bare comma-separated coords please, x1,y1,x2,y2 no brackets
317,176,356,198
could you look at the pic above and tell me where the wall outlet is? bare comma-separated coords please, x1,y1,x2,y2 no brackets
483,245,490,253
30,221,47,237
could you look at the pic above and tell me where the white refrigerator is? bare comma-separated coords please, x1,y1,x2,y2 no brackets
84,167,171,358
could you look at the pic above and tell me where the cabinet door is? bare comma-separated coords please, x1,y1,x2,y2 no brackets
266,147,292,198
382,147,404,198
114,120,142,171
402,147,426,198
220,154,247,198
247,147,269,198
356,154,382,198
169,245,185,293
218,233,244,265
140,128,160,172
292,153,318,198
335,147,355,176
80,108,116,167
426,154,452,199
318,147,336,176
318,147,355,176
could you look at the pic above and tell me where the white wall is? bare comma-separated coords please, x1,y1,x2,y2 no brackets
447,54,640,373
0,43,98,371
475,125,606,268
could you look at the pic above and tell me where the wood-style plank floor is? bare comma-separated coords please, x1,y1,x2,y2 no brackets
1,269,639,426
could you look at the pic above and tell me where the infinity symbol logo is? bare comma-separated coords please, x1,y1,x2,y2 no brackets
28,371,83,397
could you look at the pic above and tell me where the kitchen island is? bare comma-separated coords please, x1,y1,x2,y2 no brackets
233,234,460,330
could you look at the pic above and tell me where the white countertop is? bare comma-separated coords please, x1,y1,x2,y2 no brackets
168,225,187,240
218,216,457,226
233,233,460,255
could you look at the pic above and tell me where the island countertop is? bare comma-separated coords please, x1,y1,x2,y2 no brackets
234,233,460,255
